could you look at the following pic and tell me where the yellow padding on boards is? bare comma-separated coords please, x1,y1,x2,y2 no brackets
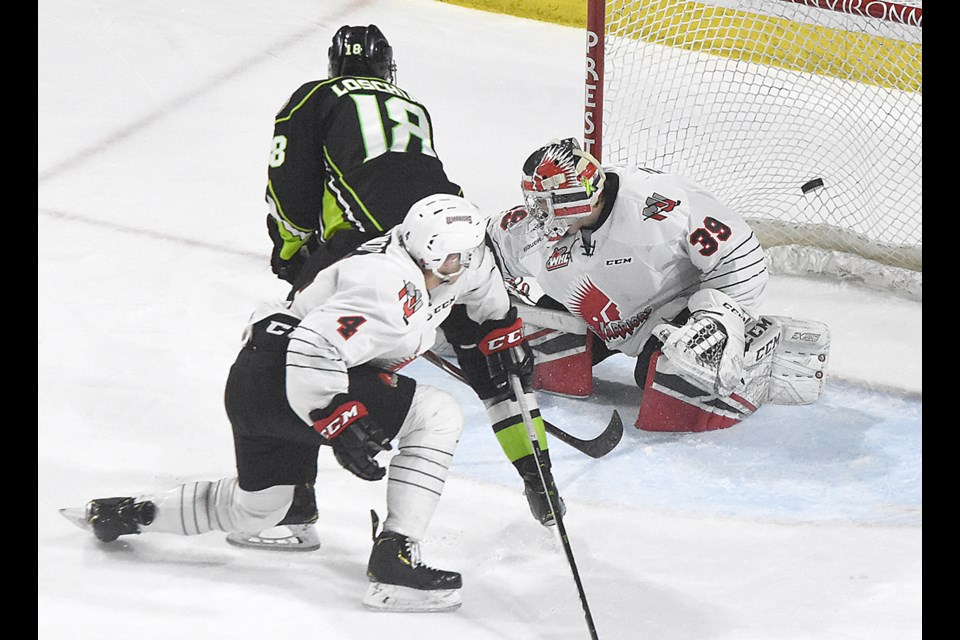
435,0,586,28
435,0,920,93
617,0,920,93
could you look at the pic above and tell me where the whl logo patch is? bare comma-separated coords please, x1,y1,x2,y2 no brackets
545,245,572,271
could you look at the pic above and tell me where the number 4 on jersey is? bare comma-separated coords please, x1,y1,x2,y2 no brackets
337,315,366,339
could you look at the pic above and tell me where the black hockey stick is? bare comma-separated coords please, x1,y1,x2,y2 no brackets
508,372,600,640
421,350,623,458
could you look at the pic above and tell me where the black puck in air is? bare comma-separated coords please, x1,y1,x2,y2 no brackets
801,178,824,193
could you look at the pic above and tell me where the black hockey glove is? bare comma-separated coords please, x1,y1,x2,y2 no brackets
267,215,318,285
311,395,392,481
478,307,534,396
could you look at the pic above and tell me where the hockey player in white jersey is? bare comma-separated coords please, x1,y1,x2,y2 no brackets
487,138,829,432
60,194,557,612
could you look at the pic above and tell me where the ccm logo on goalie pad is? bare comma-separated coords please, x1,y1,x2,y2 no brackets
313,401,368,440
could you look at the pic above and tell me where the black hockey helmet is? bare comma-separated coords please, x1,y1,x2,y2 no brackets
327,25,396,83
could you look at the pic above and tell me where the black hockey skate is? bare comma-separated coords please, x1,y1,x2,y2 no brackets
60,497,156,542
363,530,462,612
523,470,566,526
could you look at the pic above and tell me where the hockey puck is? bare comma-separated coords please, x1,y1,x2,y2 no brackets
801,178,824,194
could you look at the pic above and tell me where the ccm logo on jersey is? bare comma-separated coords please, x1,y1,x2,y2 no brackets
605,257,633,266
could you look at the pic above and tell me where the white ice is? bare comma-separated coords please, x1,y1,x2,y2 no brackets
38,1,921,638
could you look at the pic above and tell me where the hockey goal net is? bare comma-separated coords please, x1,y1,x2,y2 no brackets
584,0,922,299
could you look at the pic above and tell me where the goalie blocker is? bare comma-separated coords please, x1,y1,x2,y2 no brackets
513,299,829,432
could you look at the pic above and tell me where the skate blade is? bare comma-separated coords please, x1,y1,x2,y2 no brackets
225,524,320,552
59,507,92,532
362,582,462,613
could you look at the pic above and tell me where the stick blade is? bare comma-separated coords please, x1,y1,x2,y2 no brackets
588,409,624,458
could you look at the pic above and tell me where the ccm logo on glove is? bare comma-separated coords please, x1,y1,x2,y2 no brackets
313,400,369,440
479,317,525,354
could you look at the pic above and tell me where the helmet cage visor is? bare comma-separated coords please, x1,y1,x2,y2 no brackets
432,245,479,283
522,181,599,240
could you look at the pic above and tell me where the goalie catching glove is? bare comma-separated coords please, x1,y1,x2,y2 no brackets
311,394,392,481
654,289,751,396
478,307,535,396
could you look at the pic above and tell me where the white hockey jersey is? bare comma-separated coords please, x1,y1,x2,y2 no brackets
487,165,768,358
246,227,512,425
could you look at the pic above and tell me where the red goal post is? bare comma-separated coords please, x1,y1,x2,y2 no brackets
584,0,922,299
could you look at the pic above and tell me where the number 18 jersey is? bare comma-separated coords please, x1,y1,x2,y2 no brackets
267,76,461,247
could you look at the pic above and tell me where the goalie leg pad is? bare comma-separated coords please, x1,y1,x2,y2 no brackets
528,326,594,398
636,351,758,432
515,302,594,398
741,315,830,406
765,316,830,405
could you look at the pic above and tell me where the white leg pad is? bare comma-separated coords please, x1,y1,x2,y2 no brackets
742,315,830,406
140,478,294,536
383,385,464,540
765,315,830,405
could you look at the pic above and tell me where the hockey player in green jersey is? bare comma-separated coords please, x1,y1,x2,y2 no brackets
265,24,462,287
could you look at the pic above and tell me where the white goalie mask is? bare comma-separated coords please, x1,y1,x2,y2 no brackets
400,194,487,283
520,137,606,242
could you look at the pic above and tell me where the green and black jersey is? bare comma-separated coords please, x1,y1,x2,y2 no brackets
266,76,462,261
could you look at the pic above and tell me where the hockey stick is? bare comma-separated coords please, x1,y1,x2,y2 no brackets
421,350,623,458
508,372,600,640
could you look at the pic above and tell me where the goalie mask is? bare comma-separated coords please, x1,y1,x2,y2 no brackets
328,24,396,83
520,138,605,241
400,194,487,284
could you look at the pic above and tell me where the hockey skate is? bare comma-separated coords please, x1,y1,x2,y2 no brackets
59,497,156,542
225,483,320,552
523,471,566,526
363,531,462,612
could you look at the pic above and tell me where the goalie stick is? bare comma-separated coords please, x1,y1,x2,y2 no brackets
421,350,623,458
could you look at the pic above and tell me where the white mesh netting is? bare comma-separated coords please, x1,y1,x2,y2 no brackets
596,0,921,298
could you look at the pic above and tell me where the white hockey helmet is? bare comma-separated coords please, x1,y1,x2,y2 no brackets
400,194,487,283
520,137,605,239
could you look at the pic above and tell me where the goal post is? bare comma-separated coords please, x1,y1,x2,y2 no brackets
584,0,922,299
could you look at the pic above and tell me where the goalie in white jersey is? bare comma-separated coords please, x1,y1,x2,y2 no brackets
488,138,830,432
61,194,558,613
